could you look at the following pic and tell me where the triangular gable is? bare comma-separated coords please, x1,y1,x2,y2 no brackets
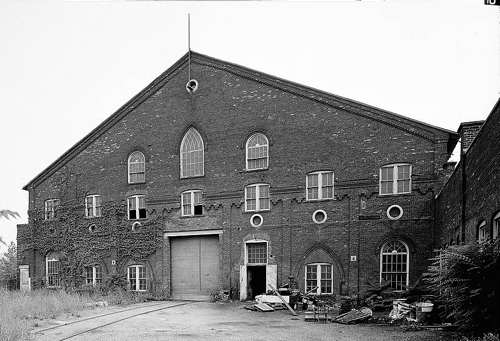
23,51,459,190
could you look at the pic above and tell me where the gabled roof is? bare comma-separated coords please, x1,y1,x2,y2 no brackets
23,51,459,190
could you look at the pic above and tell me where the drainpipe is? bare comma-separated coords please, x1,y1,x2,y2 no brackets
461,152,467,243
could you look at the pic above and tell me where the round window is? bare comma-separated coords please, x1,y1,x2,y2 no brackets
250,214,263,228
387,205,403,220
312,210,327,224
186,79,199,93
88,224,96,233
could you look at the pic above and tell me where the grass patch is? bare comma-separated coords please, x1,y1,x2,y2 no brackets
0,288,91,341
0,288,165,341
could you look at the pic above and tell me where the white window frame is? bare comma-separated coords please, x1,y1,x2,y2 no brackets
128,151,145,184
305,263,333,295
85,265,102,286
128,195,147,220
181,190,203,217
245,184,270,212
306,171,334,201
127,265,147,292
493,212,500,240
46,253,60,287
245,241,268,265
379,164,412,195
246,133,269,171
44,199,60,220
478,221,487,242
380,241,409,291
180,127,204,178
85,195,102,218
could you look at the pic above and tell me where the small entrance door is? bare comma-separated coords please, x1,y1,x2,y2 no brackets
19,265,30,291
247,266,266,299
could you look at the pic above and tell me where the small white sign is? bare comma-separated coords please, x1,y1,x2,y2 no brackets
350,256,357,262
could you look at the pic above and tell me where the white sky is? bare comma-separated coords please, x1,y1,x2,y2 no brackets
0,0,499,251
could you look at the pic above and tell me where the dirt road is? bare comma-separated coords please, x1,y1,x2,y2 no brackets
33,301,454,341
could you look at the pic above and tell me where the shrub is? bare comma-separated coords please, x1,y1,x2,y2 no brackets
425,241,500,335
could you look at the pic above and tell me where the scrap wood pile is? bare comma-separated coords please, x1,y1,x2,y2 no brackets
332,307,373,324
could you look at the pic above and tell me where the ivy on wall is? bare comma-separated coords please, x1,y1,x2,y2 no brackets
21,200,164,288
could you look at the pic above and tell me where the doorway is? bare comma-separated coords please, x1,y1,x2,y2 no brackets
247,265,266,299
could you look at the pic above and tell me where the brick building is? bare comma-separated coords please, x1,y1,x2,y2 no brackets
436,99,500,246
17,52,459,300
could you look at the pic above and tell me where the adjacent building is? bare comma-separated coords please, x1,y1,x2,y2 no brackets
436,99,500,247
17,51,460,300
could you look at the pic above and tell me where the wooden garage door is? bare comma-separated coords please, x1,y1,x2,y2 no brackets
171,235,220,300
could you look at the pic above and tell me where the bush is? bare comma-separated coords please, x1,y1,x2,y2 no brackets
425,241,500,335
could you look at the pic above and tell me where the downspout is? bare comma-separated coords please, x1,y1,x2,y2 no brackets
461,152,467,243
347,195,351,296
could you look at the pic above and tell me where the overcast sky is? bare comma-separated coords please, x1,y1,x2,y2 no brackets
0,0,499,251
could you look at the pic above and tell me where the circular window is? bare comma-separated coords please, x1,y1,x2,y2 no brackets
312,210,327,224
387,205,403,220
132,222,141,231
88,224,96,233
186,79,199,93
250,214,263,228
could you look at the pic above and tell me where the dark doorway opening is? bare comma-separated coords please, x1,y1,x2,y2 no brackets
247,266,266,299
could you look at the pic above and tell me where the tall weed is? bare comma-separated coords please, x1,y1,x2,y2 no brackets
0,289,90,341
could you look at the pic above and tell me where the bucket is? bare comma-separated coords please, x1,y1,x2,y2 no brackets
416,302,434,313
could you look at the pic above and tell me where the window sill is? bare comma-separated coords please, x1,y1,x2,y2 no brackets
180,175,205,180
243,168,269,173
306,198,335,202
243,210,270,214
377,192,413,198
128,181,146,185
180,215,205,219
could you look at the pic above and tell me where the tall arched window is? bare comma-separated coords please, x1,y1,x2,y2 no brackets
380,241,409,290
46,252,60,287
128,151,145,184
246,133,269,170
180,128,204,178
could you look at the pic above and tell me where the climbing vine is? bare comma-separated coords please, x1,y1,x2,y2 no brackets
23,199,164,289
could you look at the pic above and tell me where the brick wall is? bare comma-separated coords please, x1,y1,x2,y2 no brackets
437,99,500,245
18,53,456,298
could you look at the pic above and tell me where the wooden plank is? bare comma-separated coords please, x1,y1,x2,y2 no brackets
267,284,298,316
254,303,275,312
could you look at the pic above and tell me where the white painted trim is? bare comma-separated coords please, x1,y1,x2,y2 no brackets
312,209,328,224
164,229,223,238
387,205,404,220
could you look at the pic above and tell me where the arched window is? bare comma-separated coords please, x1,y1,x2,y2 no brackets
478,221,487,242
380,241,409,290
246,133,269,171
85,265,102,286
127,265,147,291
493,212,500,240
128,151,145,184
46,252,60,287
180,128,204,178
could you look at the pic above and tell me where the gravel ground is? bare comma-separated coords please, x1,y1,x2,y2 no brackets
33,301,459,341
